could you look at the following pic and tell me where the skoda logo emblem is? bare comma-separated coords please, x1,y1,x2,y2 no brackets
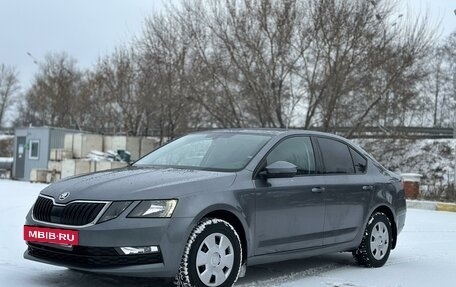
59,192,70,201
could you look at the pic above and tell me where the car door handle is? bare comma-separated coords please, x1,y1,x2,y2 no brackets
311,187,325,193
362,185,374,191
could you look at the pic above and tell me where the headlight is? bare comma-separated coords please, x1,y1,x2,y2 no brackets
98,201,132,223
127,200,178,218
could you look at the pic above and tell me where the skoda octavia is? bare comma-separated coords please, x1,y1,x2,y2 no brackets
24,129,406,287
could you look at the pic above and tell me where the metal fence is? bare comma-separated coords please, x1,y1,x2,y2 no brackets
307,126,454,139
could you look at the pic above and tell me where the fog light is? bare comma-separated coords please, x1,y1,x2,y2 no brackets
119,246,159,255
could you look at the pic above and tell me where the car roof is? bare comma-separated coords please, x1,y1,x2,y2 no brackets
193,128,348,140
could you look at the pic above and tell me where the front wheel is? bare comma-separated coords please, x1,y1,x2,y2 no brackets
175,218,242,287
353,212,392,268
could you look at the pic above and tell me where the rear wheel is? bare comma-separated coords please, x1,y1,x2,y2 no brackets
353,212,392,268
175,218,242,287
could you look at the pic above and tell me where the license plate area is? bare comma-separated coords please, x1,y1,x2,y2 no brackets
24,225,79,245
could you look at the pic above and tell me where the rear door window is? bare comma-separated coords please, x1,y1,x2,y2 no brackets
317,137,354,174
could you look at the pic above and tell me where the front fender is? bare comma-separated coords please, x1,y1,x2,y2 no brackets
178,200,252,261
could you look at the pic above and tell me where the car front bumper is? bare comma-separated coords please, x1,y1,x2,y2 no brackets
24,211,194,278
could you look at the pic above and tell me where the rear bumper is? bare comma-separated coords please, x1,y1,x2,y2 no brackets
24,210,194,277
396,198,407,235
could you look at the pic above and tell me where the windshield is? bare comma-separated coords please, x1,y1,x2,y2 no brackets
134,132,272,171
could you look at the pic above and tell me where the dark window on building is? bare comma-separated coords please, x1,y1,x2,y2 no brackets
267,137,316,175
29,140,39,160
350,148,367,174
317,137,354,174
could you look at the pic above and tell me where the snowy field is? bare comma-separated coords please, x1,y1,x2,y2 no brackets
1,179,456,287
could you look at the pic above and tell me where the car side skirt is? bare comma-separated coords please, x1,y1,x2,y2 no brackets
246,241,360,266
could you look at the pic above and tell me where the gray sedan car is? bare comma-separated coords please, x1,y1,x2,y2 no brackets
24,129,406,287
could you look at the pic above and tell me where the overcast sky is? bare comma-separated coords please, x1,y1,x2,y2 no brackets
0,0,455,91
0,0,167,89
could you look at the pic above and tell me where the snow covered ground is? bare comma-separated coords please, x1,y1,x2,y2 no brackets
1,179,456,287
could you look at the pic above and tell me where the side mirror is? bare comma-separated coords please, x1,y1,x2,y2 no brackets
260,161,297,178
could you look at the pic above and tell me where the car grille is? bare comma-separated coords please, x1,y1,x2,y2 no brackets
33,196,106,226
27,243,163,267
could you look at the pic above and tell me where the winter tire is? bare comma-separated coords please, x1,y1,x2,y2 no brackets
175,218,242,287
353,212,392,268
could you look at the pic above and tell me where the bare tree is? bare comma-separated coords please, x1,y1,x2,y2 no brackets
17,52,82,128
88,48,144,135
415,31,456,128
138,11,199,141
0,64,19,127
424,46,450,127
167,0,433,134
16,0,439,139
294,0,434,137
173,0,308,128
442,31,456,127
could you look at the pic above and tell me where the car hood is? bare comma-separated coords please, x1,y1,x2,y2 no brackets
40,167,237,203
